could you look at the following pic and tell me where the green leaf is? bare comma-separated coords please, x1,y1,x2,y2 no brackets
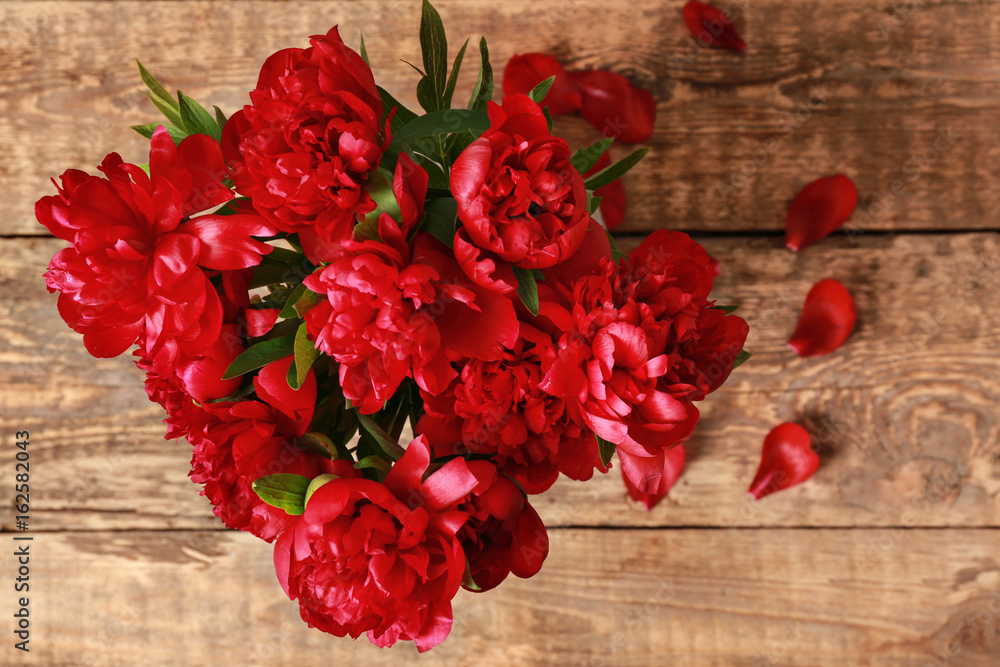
571,137,614,175
296,432,335,459
462,559,483,591
136,60,178,110
587,193,603,215
291,322,320,389
527,76,555,104
417,0,449,113
142,91,185,129
356,410,407,460
390,109,490,150
178,91,222,142
354,455,393,473
252,473,310,515
278,283,318,319
422,197,458,247
442,38,469,110
733,349,753,369
596,436,616,468
359,32,370,65
379,85,420,135
222,334,295,379
263,246,306,267
584,147,650,191
514,265,540,316
213,106,228,130
130,122,187,144
711,304,740,314
467,38,494,111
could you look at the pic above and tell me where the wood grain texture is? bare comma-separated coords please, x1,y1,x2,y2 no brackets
4,233,998,531
5,528,1000,666
2,0,999,235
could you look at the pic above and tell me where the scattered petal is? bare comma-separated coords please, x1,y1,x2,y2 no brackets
748,423,819,500
682,1,747,53
567,70,656,144
785,174,858,251
788,278,857,357
503,53,583,116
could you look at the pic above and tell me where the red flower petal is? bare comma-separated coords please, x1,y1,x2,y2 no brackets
785,174,858,251
748,423,819,499
503,53,583,116
788,278,857,357
682,1,747,53
584,151,627,230
620,446,686,510
567,70,656,144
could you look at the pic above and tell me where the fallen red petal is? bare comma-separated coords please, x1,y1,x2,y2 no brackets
785,174,858,251
682,1,747,53
748,422,818,500
567,70,656,144
788,278,857,357
503,53,583,116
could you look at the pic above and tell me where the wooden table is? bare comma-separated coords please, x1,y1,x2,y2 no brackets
2,1,999,664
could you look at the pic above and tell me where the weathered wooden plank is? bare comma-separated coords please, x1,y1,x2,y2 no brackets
3,233,998,530
3,0,999,235
6,528,1000,665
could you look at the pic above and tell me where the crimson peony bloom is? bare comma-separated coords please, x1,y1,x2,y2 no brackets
502,53,583,116
567,69,657,144
748,422,819,499
788,278,857,357
222,26,388,262
417,323,602,494
451,94,590,271
36,126,273,363
537,230,747,495
273,436,478,651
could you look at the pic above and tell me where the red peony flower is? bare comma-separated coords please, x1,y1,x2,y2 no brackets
274,436,478,651
502,53,583,116
222,26,388,262
457,461,549,592
567,70,657,144
451,94,590,272
417,323,601,494
36,126,273,363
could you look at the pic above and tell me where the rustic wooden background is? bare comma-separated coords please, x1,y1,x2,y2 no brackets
2,0,999,665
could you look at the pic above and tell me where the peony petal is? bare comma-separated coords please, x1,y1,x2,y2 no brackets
179,214,276,270
384,434,432,500
253,355,317,433
682,1,747,53
620,446,685,510
785,174,858,251
568,69,656,144
421,457,480,512
393,152,429,235
502,53,583,116
748,422,819,500
82,319,142,358
788,278,857,357
508,501,549,579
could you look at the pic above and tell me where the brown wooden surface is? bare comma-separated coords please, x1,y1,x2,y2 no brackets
2,0,999,665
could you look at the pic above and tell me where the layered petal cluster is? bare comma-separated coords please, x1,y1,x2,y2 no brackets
538,230,748,494
222,26,387,262
451,94,590,276
37,127,273,364
417,323,602,494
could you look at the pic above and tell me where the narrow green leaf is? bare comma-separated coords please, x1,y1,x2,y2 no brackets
293,322,321,388
136,60,178,110
570,137,614,175
422,197,458,247
296,432,335,459
263,246,307,267
467,38,494,111
711,304,740,314
584,147,650,191
213,106,228,130
359,32,370,65
390,109,490,150
379,85,420,135
178,91,222,142
596,436,616,468
252,473,311,515
418,0,449,112
222,334,295,379
442,38,469,110
733,349,753,369
142,90,184,128
354,455,393,473
587,193,603,215
278,283,318,319
130,122,186,144
527,76,555,104
514,265,540,316
356,410,407,460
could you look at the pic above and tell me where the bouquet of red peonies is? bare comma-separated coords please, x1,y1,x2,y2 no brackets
35,1,749,652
